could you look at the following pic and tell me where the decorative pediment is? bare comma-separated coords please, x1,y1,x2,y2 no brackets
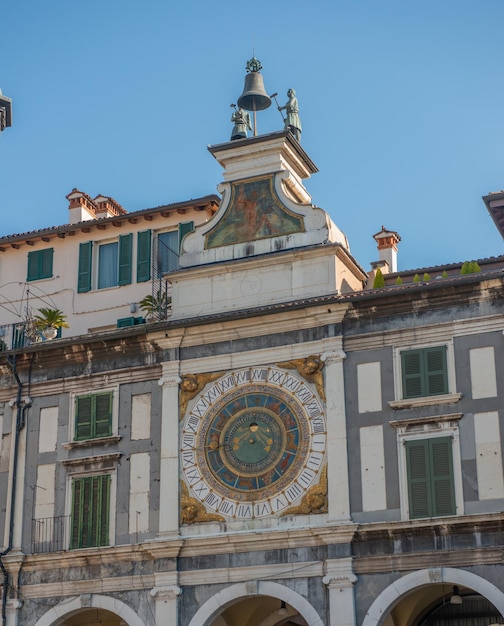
205,175,304,249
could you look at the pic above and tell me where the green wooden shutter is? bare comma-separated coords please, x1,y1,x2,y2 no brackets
75,396,93,440
40,248,54,279
430,437,455,516
27,249,53,281
78,242,93,293
425,347,448,396
71,475,110,549
178,221,194,254
27,251,39,281
406,437,455,519
402,350,424,398
406,439,431,518
118,234,133,286
94,393,113,437
71,477,83,549
136,230,151,282
97,474,111,546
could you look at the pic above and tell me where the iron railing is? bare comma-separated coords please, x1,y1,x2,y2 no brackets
0,322,39,351
31,515,70,554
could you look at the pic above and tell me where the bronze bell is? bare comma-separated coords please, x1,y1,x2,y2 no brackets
237,72,271,112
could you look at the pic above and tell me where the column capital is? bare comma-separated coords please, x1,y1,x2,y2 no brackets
322,350,347,363
6,599,22,610
150,585,182,598
158,375,181,387
322,573,357,588
159,360,181,385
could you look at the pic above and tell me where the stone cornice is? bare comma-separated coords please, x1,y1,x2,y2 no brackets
179,524,358,558
170,242,355,282
389,395,462,410
0,362,161,402
354,545,504,575
353,511,504,540
344,313,504,353
20,543,167,573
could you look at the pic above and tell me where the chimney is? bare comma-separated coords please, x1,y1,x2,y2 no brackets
66,190,128,224
66,189,98,224
372,226,401,273
93,195,127,219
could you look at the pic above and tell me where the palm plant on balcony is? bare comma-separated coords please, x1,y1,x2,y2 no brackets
33,307,69,340
139,290,171,321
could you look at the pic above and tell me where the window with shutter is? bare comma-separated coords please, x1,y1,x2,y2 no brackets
70,475,110,549
75,393,113,440
136,230,151,282
157,231,178,274
27,248,54,281
179,221,194,249
406,437,455,518
401,346,448,399
118,233,133,286
79,234,136,291
156,223,194,274
78,242,93,292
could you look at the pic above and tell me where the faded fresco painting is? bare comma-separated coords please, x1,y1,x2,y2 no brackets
205,175,305,249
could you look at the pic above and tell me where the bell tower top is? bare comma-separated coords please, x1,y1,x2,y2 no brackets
234,56,272,138
208,130,317,201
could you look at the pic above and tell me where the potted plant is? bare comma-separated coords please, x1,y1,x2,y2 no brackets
33,307,69,340
139,290,171,321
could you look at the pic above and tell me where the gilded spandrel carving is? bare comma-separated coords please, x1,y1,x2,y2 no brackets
279,465,328,517
276,355,325,401
179,372,223,419
180,481,224,525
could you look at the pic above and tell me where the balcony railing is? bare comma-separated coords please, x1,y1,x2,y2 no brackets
0,322,37,351
0,322,62,351
31,515,70,554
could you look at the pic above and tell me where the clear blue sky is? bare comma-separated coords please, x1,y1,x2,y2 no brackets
1,1,503,272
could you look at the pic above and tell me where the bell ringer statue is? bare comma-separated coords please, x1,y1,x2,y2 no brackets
278,89,302,142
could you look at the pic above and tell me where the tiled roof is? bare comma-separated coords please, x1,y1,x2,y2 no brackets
0,194,220,245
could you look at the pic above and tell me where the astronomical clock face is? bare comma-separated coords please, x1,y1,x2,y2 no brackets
180,366,326,521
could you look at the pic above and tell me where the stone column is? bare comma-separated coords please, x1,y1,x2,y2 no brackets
5,599,22,626
150,585,182,624
158,361,181,536
323,558,357,626
322,349,351,521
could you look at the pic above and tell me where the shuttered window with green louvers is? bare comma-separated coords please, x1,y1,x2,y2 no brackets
27,248,53,281
401,346,448,399
136,229,151,282
117,233,133,285
75,393,113,440
406,437,455,519
77,242,93,292
70,474,110,549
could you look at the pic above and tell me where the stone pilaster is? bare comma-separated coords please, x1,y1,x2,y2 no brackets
322,349,351,521
5,599,22,626
323,558,357,626
158,362,181,536
150,585,182,624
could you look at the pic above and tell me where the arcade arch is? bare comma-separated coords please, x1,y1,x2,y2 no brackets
362,568,504,626
34,594,146,626
187,581,324,626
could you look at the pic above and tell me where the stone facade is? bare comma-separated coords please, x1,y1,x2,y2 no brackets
0,131,502,625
